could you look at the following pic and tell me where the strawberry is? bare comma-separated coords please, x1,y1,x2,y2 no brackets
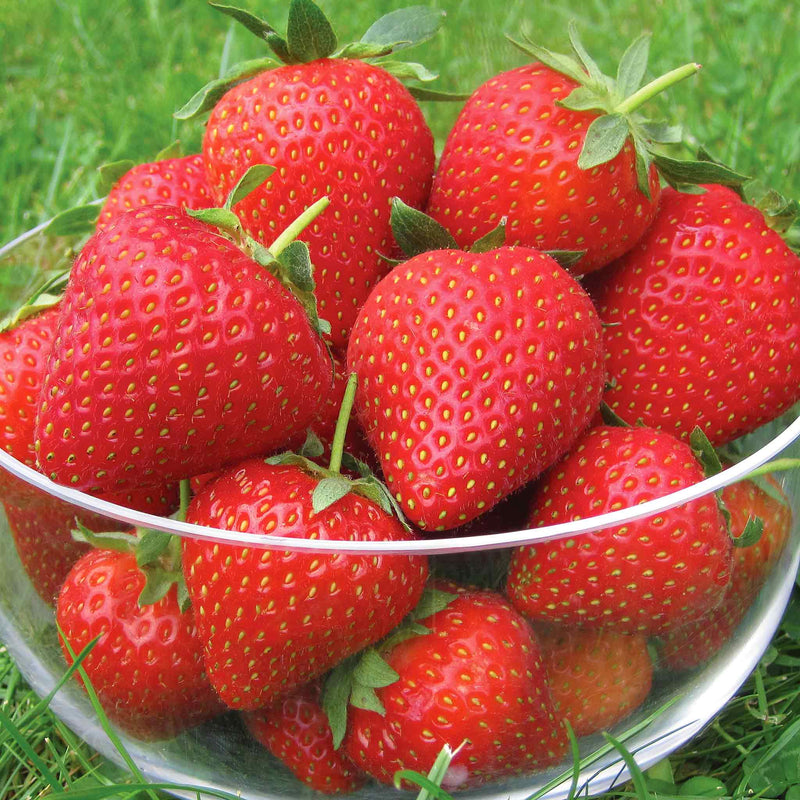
34,202,333,494
346,245,605,531
182,436,429,710
506,424,733,635
593,183,800,446
425,25,707,274
188,1,439,348
342,581,567,791
96,153,212,232
56,544,226,740
242,683,366,795
5,497,93,604
537,625,653,737
0,302,62,507
658,474,793,670
5,483,178,605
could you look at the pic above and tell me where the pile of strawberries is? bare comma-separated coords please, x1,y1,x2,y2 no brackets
1,1,799,795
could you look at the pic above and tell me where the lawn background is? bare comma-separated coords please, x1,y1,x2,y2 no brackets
1,0,800,797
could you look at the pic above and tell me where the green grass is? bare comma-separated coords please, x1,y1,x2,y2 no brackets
1,0,800,798
2,0,798,244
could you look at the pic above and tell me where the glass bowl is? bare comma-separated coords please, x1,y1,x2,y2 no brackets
2,220,800,800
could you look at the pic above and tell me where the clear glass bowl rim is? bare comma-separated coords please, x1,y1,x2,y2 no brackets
3,218,800,555
2,419,798,555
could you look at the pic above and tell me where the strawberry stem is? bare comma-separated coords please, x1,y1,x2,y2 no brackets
178,478,192,522
616,62,701,115
736,458,800,481
269,196,331,258
328,372,358,475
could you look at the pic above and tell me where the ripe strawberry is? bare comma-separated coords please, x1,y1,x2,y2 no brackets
593,183,800,446
242,683,366,795
182,456,428,711
346,246,605,531
506,424,733,635
5,482,178,605
537,625,653,737
343,581,567,791
4,497,93,604
425,26,702,274
658,475,792,670
96,153,212,232
56,546,226,740
0,303,62,507
196,3,437,347
34,203,333,494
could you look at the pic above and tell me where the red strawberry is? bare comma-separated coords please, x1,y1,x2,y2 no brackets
182,456,428,711
5,482,178,605
506,425,733,635
56,546,226,740
34,203,333,494
243,683,366,795
425,27,701,274
593,183,800,446
96,153,212,232
346,246,605,531
658,475,793,670
5,497,93,604
197,6,437,348
537,625,653,737
343,581,567,790
0,304,62,507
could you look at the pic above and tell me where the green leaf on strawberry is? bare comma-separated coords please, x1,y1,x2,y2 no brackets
173,56,278,120
71,521,139,553
689,427,726,479
208,2,288,53
359,6,446,52
97,159,137,193
376,60,438,83
469,220,507,254
734,516,765,549
322,584,456,749
0,268,70,333
211,0,445,72
71,497,191,611
312,475,354,513
651,152,751,191
226,163,277,210
286,0,338,62
507,21,704,198
390,197,458,257
179,0,453,125
190,183,333,341
579,113,630,169
44,203,101,237
743,180,800,252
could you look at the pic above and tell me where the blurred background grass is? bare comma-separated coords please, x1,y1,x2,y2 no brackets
1,0,800,797
2,0,798,245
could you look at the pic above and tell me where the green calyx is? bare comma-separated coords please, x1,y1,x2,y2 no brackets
689,427,767,549
742,181,800,254
389,197,586,268
321,585,457,749
0,269,70,333
175,0,464,121
188,164,332,341
507,22,711,197
72,481,193,612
